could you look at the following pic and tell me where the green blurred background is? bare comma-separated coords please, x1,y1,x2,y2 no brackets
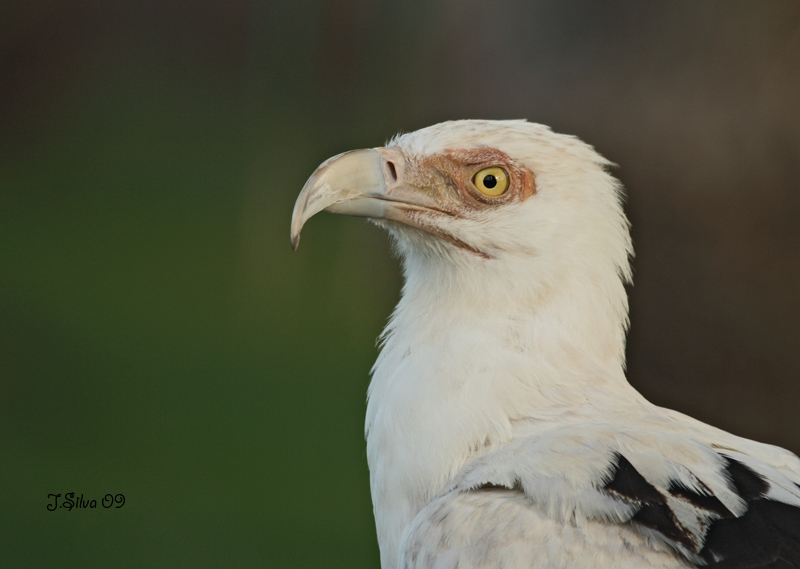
1,1,799,567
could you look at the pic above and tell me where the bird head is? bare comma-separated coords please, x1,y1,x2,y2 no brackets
292,120,633,368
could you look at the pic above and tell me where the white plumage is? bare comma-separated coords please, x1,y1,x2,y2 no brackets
291,120,800,569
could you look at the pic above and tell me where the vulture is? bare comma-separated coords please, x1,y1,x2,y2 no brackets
290,120,800,569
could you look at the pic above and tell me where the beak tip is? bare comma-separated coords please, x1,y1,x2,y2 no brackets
290,222,302,251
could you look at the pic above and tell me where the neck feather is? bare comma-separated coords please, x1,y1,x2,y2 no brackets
365,250,631,568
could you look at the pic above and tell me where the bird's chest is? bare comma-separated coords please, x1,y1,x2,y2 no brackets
366,350,476,506
365,335,520,565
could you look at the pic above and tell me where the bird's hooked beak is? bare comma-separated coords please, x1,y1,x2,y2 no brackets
290,147,444,250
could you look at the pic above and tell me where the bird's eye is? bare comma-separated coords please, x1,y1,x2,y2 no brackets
472,167,509,197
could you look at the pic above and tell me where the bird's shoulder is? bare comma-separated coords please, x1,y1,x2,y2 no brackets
398,422,800,569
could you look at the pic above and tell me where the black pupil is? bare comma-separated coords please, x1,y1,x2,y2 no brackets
483,174,497,188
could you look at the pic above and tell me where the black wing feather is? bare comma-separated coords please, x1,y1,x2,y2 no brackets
603,453,800,568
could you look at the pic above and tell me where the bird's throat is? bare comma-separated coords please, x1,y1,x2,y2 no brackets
364,269,628,568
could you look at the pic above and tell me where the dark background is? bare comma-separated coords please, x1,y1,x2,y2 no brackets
2,1,799,567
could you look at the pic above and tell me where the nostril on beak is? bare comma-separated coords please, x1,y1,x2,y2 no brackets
387,161,398,182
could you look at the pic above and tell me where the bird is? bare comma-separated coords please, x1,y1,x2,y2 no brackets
290,120,800,569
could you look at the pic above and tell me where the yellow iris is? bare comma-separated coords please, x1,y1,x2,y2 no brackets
472,167,509,196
